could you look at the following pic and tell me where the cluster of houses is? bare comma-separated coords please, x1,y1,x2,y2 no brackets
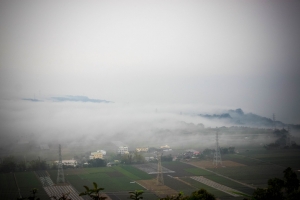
54,142,202,167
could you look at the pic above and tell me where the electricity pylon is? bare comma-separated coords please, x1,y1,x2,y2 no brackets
57,144,65,184
156,151,164,185
213,130,222,168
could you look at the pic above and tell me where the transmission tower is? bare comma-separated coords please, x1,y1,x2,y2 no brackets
57,144,65,184
156,151,164,185
213,130,222,168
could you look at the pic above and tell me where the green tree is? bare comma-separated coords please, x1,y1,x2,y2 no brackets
0,156,17,172
28,158,47,170
189,189,216,200
129,190,144,200
121,153,133,164
50,192,71,200
133,151,145,164
283,167,299,194
159,189,215,200
242,167,300,200
159,192,187,200
79,182,107,200
161,154,173,162
17,188,40,200
88,158,106,167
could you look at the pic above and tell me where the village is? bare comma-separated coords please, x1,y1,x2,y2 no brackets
55,142,203,168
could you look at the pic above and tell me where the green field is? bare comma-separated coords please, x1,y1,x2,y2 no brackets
1,147,300,200
62,165,154,193
0,172,48,200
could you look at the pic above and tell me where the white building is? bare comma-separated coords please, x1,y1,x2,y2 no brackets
160,144,170,149
136,147,148,152
54,159,77,167
97,150,106,155
118,146,129,154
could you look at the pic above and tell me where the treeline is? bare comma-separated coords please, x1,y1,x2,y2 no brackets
200,147,235,158
119,151,146,164
0,156,48,173
264,128,300,149
243,167,300,200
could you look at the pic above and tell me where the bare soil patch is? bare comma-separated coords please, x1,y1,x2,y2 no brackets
136,179,178,198
189,160,245,168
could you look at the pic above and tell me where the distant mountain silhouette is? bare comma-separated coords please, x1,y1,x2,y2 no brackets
22,98,43,102
51,95,112,103
198,108,298,128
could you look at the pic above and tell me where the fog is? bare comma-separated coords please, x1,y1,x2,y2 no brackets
1,0,300,125
0,1,300,158
0,99,278,155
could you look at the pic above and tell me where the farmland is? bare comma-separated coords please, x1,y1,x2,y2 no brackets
1,147,300,200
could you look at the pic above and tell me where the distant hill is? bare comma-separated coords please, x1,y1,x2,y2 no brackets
23,95,112,103
199,108,299,129
51,95,112,103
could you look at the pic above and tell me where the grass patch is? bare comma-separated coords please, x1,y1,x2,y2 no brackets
121,165,153,180
180,177,236,199
113,166,140,180
15,172,48,199
0,173,19,200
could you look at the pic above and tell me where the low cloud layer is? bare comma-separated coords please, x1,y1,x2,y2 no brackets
0,99,281,154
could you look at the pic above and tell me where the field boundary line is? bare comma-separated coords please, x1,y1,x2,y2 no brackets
191,176,241,197
14,173,22,198
236,154,286,169
135,181,148,190
182,161,256,189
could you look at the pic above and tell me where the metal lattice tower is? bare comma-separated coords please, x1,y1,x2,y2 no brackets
156,152,164,185
213,130,222,168
57,144,65,184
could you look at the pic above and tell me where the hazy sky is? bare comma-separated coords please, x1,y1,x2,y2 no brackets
0,0,300,124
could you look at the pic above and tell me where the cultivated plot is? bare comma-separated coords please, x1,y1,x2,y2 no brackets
133,163,175,174
188,160,245,169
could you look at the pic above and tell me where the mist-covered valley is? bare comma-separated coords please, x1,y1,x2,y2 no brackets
1,99,297,161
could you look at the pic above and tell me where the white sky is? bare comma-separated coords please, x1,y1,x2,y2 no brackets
0,0,300,124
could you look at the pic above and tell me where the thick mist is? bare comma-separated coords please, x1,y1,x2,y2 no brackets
0,100,278,156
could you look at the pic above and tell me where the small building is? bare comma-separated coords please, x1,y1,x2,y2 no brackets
90,151,104,159
145,156,155,162
107,160,120,167
97,150,106,155
118,146,129,154
136,147,149,152
54,159,77,167
160,145,170,149
184,149,200,158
